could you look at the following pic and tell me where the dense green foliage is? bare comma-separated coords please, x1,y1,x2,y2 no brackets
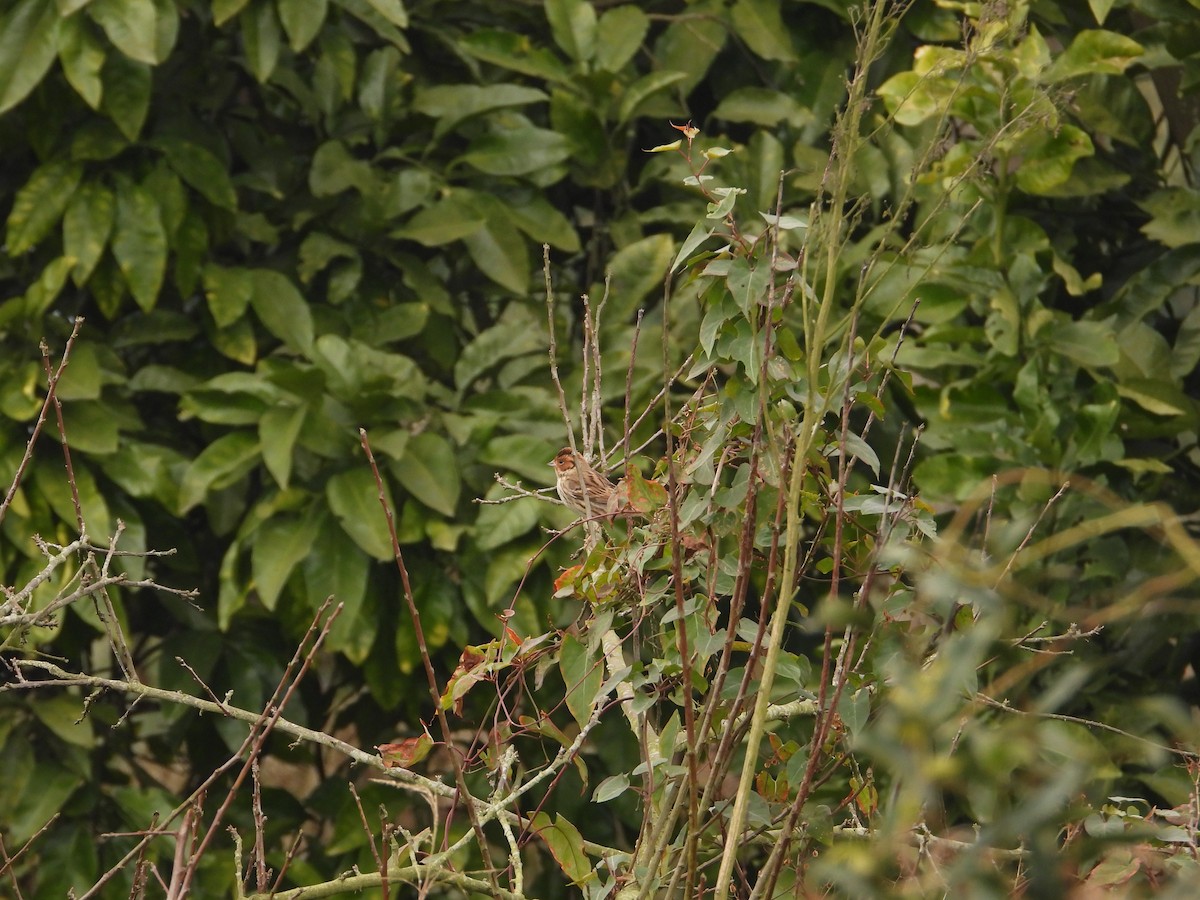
2,0,1200,896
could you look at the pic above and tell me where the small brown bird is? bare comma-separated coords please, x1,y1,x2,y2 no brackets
549,448,619,519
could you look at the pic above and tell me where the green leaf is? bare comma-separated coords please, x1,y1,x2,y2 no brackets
55,342,104,401
212,316,258,365
726,258,769,315
545,0,596,64
34,459,112,536
1044,30,1143,82
363,0,407,27
144,161,186,237
174,207,208,296
1139,188,1200,249
1047,319,1119,368
112,177,167,311
88,0,160,65
1014,125,1093,195
731,0,796,62
877,70,945,127
68,119,128,161
63,181,114,286
455,307,544,391
459,28,570,82
259,404,307,488
713,86,812,127
101,53,150,140
671,221,715,272
32,695,95,748
651,5,727,98
304,515,371,662
155,136,238,210
6,159,83,256
837,688,870,737
278,0,327,51
151,0,180,62
326,0,404,48
356,302,429,344
839,431,881,478
203,264,254,327
457,126,571,176
309,139,374,196
87,254,127,319
504,192,580,252
298,233,358,282
474,493,540,551
178,432,261,513
480,435,555,483
1088,0,1116,24
617,70,687,124
392,194,485,246
252,509,321,610
559,632,602,730
128,364,198,394
530,812,591,884
359,45,399,121
61,399,121,454
463,217,530,294
413,83,548,139
4,767,82,846
1172,302,1200,380
391,432,460,517
326,467,395,560
58,14,106,109
22,256,73,319
248,269,315,354
242,0,282,83
1113,247,1200,329
0,0,62,114
1114,378,1189,416
312,334,423,399
212,0,252,27
592,773,630,803
605,233,676,317
913,453,997,501
595,5,648,72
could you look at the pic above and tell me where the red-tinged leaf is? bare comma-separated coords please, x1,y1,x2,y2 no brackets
442,668,487,714
459,644,487,672
377,733,434,769
554,564,583,594
624,467,668,514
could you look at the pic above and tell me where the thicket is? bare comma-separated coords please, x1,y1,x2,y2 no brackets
2,0,1200,896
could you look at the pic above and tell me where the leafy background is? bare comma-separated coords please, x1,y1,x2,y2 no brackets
2,0,1200,895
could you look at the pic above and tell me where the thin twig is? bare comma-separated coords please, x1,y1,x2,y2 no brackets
359,429,500,892
993,481,1070,588
977,693,1199,760
0,319,83,528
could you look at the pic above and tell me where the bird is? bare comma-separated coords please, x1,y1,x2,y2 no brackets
549,448,620,520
